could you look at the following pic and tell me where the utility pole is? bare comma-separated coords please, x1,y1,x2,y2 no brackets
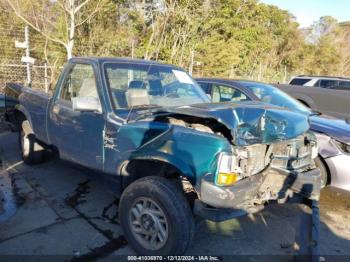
131,39,135,59
24,26,31,85
44,63,48,93
15,26,35,87
189,50,195,76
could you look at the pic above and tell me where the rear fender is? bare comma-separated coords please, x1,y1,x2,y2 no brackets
13,105,33,131
293,94,317,109
4,103,32,132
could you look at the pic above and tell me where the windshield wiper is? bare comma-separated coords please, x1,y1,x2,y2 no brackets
131,104,161,109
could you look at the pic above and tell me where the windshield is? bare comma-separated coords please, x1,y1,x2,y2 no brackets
239,82,312,115
104,63,209,109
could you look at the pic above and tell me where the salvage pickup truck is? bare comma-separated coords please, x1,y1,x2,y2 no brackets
4,57,321,255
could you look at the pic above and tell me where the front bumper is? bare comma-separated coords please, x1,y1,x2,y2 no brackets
196,167,321,219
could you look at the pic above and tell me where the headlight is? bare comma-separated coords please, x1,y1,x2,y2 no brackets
333,139,350,155
311,140,318,159
215,153,243,186
306,132,318,159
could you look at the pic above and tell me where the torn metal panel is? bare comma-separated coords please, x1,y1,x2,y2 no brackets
138,101,310,146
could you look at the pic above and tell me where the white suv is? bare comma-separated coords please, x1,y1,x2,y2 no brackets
289,75,350,90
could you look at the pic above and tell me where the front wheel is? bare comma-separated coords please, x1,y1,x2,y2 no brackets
119,176,195,255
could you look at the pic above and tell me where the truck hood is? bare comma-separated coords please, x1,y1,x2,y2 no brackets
144,101,310,146
310,114,350,145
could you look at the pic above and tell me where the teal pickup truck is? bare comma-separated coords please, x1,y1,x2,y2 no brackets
4,57,321,255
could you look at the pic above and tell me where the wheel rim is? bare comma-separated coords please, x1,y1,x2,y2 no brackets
128,197,168,250
21,130,30,157
315,157,328,188
320,169,327,188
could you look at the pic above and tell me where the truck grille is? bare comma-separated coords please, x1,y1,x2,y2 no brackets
271,136,313,171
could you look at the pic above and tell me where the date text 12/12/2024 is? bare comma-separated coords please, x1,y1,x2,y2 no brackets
127,256,220,261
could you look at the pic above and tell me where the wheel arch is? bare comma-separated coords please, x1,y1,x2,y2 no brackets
120,156,194,184
297,99,310,107
8,106,32,132
119,156,198,204
293,94,317,110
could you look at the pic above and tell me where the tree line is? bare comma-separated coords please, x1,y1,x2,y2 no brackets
0,0,349,85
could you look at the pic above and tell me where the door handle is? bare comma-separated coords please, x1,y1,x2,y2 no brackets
52,104,60,114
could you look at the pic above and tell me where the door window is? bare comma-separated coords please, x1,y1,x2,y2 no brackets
198,82,211,94
60,64,99,102
337,81,350,90
289,78,311,86
211,84,249,103
316,80,338,88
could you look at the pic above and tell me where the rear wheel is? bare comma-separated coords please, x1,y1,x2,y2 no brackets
19,120,45,165
314,156,328,188
119,176,195,255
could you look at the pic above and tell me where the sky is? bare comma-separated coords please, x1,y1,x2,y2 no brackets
260,0,350,28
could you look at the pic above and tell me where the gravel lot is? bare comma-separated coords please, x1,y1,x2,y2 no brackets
0,130,350,261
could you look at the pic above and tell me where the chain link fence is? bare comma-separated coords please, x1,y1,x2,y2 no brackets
0,24,64,94
0,64,61,93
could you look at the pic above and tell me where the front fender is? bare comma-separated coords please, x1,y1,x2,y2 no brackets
106,120,231,187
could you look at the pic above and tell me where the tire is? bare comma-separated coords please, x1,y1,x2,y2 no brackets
19,120,45,165
119,176,195,255
314,156,328,188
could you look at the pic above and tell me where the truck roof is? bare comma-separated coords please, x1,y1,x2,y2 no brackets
69,57,182,69
293,75,350,81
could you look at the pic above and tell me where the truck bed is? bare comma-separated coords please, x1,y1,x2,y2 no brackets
4,84,52,144
275,84,350,119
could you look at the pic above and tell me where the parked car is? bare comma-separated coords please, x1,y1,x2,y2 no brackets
197,78,350,191
275,83,350,120
289,75,350,90
4,58,321,255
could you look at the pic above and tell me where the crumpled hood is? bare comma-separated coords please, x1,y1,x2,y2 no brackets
310,114,350,144
150,101,310,146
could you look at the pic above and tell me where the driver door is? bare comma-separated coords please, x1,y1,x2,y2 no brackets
49,63,105,170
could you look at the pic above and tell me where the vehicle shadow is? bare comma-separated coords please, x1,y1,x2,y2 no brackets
188,183,350,261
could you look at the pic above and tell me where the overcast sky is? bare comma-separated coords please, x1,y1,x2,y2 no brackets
260,0,350,28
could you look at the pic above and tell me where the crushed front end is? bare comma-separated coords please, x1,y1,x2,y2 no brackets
196,131,321,221
161,103,322,222
134,102,321,221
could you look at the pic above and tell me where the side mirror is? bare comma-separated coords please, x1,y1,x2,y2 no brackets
72,96,102,113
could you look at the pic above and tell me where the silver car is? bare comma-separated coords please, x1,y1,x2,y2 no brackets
197,78,350,191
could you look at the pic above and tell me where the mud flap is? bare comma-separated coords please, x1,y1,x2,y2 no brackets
294,200,320,262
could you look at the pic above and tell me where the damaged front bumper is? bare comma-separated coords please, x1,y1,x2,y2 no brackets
194,167,321,222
